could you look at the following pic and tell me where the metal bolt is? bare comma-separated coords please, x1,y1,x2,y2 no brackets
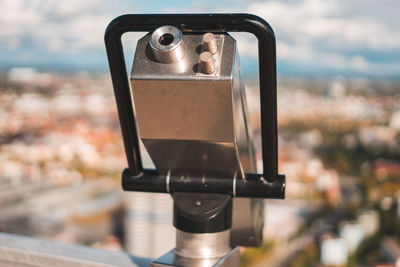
200,51,214,74
195,200,202,206
202,33,217,55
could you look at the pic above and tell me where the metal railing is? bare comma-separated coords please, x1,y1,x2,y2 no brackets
0,232,152,267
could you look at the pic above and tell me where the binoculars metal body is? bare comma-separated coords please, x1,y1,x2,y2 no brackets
105,13,285,266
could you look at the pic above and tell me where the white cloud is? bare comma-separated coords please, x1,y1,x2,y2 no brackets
47,38,64,52
0,0,398,75
54,1,104,16
236,0,400,74
247,0,400,51
277,42,313,61
0,0,113,53
350,56,369,71
0,37,20,50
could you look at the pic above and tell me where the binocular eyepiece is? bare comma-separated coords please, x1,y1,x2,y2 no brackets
149,25,185,64
105,13,285,266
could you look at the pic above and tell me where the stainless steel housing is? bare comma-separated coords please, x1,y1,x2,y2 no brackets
130,28,264,247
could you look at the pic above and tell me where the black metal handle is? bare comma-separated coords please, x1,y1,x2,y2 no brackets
105,13,279,184
122,169,285,199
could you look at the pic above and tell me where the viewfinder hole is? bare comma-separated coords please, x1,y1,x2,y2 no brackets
159,33,174,46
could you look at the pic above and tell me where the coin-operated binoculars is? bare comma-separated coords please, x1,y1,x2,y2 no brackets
105,14,285,267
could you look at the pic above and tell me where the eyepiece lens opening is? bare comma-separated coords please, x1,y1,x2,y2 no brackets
159,34,174,46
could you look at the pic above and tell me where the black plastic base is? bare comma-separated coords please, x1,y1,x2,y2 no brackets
173,193,232,233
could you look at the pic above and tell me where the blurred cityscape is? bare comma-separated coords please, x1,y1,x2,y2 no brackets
0,68,399,266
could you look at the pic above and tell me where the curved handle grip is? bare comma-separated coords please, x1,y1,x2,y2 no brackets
105,13,278,182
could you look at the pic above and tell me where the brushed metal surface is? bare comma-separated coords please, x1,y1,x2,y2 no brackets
130,32,264,247
231,198,264,247
151,250,220,267
175,230,231,259
143,139,240,177
202,33,218,55
151,247,239,267
131,34,228,80
200,51,215,74
130,33,240,178
131,79,234,142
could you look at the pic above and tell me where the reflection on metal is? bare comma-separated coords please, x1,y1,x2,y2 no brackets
142,140,238,177
122,169,285,198
231,198,265,246
149,25,185,64
132,78,235,141
151,247,239,267
202,33,218,55
175,230,231,259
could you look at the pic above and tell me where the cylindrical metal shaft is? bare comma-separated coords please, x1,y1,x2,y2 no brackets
175,229,231,259
200,51,214,74
149,25,185,63
202,33,217,55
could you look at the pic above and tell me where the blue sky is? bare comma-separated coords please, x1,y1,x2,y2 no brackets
0,0,399,77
